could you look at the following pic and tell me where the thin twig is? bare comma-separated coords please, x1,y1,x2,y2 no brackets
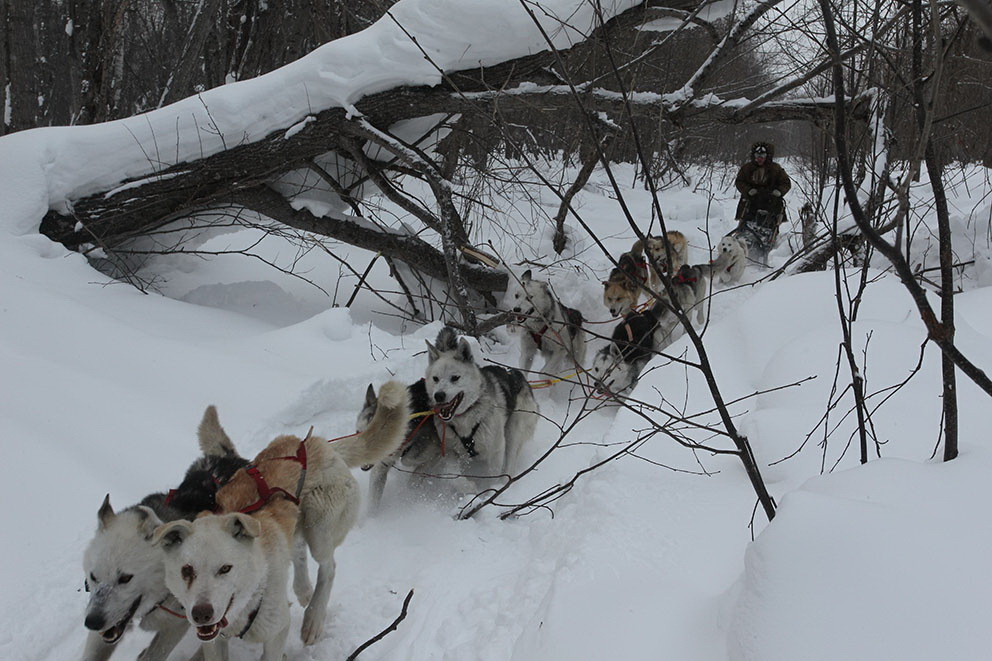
346,589,415,661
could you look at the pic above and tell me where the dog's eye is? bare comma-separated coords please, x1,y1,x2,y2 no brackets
218,565,233,575
451,375,460,383
432,376,439,383
118,574,133,585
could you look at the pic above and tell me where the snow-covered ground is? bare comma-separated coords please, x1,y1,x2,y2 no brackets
2,1,992,659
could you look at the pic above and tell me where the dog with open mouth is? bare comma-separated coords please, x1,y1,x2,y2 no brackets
425,327,539,481
154,501,298,660
154,380,409,657
81,408,248,661
502,268,586,379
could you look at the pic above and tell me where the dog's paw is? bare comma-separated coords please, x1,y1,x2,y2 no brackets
301,605,327,646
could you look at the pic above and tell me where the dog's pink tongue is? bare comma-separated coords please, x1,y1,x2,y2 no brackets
220,616,228,629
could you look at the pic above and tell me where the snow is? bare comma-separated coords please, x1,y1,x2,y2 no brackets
2,1,992,660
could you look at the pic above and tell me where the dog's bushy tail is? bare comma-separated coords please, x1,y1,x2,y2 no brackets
198,405,240,458
435,326,459,352
333,380,411,468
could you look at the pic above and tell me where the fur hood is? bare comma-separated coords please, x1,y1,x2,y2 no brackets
750,141,776,161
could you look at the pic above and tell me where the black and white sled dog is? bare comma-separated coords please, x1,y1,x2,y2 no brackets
503,269,587,378
359,378,442,513
81,407,248,661
589,308,665,396
709,233,748,285
425,327,540,479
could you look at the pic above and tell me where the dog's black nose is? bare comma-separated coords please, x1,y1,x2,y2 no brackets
191,603,214,625
84,612,105,631
434,391,447,404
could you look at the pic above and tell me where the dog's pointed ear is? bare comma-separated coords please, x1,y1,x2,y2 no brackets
365,384,377,408
153,520,193,551
456,337,473,362
198,405,233,452
226,513,261,541
97,494,115,530
135,505,164,540
425,339,439,363
521,269,532,283
602,280,610,289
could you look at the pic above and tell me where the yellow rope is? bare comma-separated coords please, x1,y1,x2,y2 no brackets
529,368,585,389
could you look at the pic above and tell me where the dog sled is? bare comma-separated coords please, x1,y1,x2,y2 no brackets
732,190,787,265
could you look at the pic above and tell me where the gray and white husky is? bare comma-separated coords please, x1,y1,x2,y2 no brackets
358,378,442,513
503,269,586,378
81,407,247,661
656,263,709,327
425,327,539,479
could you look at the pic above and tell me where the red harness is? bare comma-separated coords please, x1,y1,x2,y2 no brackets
238,441,309,514
673,271,698,285
529,325,549,349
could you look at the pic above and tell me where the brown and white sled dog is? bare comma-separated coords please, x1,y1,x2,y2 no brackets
503,269,587,378
602,239,648,318
644,231,689,289
153,380,409,657
359,379,441,513
710,233,748,285
426,327,539,480
81,409,248,661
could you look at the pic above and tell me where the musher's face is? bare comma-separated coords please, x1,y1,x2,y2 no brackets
754,153,766,165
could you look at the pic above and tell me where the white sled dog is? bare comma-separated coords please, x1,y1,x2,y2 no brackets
359,378,442,513
153,380,409,657
710,233,748,285
425,327,540,479
81,409,248,661
504,269,587,377
156,503,298,661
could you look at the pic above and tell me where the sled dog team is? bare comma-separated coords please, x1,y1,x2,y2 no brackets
80,230,738,660
508,229,748,397
81,327,539,661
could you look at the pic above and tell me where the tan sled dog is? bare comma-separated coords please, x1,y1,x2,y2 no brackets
602,239,648,318
157,380,410,656
644,231,689,289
